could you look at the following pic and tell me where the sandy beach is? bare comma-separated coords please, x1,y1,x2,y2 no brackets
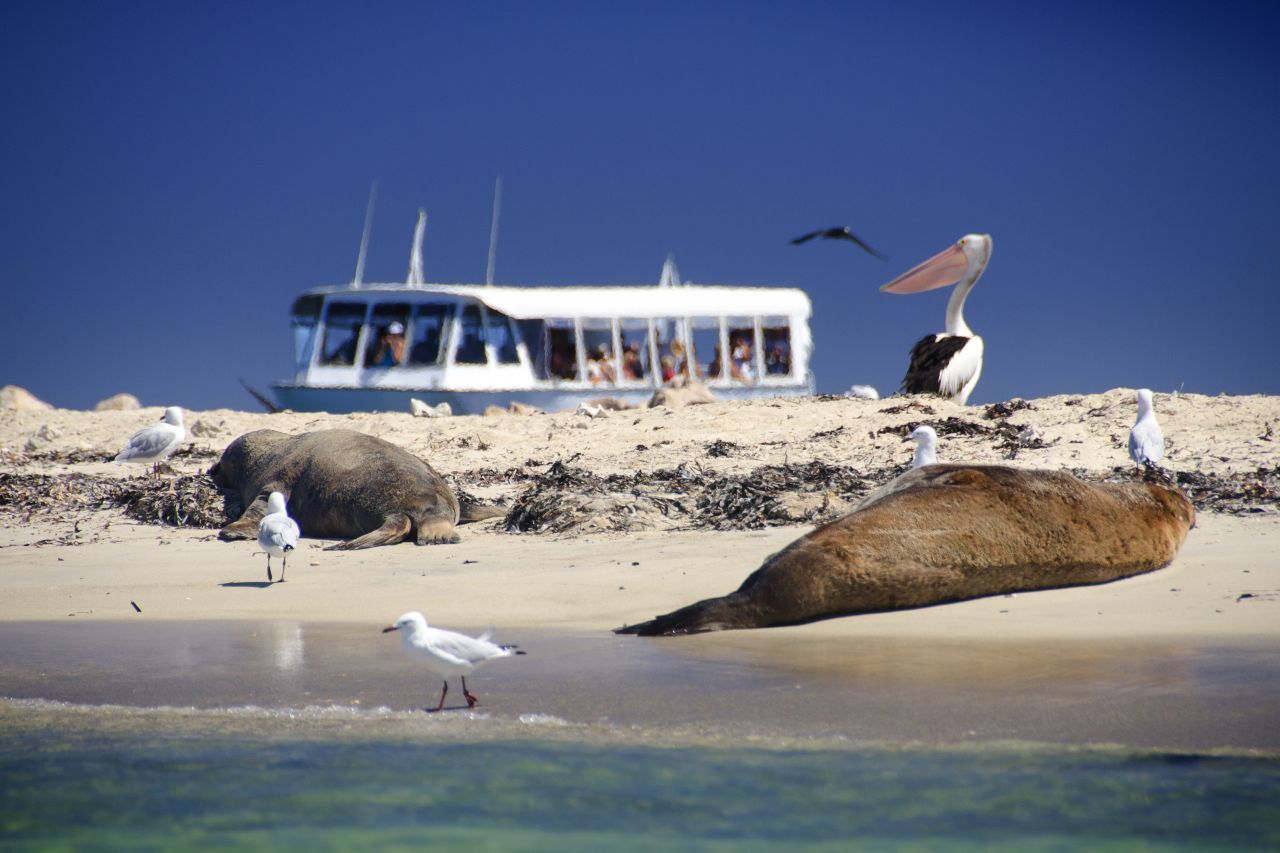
2,389,1278,749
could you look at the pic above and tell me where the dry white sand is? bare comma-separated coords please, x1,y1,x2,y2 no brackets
1,388,1276,641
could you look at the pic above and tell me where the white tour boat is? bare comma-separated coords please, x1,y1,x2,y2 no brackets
272,214,815,414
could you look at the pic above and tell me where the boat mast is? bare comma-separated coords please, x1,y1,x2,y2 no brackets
352,181,377,289
407,209,427,286
486,176,502,286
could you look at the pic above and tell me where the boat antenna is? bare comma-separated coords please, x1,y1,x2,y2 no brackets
407,208,427,286
352,181,378,288
659,253,681,287
485,176,503,286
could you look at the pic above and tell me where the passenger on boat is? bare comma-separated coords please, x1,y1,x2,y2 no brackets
622,341,645,381
660,355,676,384
587,344,616,385
766,342,791,375
370,322,406,367
731,338,755,384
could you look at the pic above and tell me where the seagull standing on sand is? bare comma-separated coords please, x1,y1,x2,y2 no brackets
1128,389,1165,470
258,491,300,583
382,611,525,712
880,234,991,405
113,406,185,478
790,226,888,260
905,425,938,468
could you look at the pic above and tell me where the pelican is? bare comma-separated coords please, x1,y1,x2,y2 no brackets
880,234,991,405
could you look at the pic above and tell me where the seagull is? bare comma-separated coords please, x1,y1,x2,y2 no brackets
113,406,185,478
880,234,991,405
905,425,938,468
382,611,525,712
1128,388,1165,470
790,226,887,260
257,491,300,583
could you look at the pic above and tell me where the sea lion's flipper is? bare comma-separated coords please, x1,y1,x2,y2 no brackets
324,513,413,550
218,493,271,541
614,592,754,636
458,499,504,524
415,518,461,545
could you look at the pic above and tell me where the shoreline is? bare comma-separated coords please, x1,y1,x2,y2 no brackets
2,390,1278,752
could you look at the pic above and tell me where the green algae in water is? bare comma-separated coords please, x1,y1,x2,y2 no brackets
3,729,1279,850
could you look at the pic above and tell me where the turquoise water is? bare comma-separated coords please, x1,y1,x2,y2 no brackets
3,719,1278,850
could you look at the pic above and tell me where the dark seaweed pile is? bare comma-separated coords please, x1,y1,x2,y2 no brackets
0,472,229,529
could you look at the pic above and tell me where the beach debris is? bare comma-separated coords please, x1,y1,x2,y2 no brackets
0,385,54,412
410,398,453,418
93,393,141,412
189,418,227,438
24,424,60,453
130,600,142,613
706,440,739,457
878,401,936,416
383,610,525,712
984,399,1034,419
576,403,607,418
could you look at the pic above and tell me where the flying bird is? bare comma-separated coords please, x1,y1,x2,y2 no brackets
1128,388,1165,470
113,406,186,478
905,425,938,468
382,611,525,712
880,233,991,405
257,491,300,583
790,226,887,260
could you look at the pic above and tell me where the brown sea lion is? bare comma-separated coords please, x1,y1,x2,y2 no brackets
617,465,1195,635
210,429,501,550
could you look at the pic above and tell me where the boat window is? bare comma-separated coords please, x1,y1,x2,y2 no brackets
688,318,721,383
618,320,650,383
290,295,323,371
408,303,453,366
581,318,616,386
726,317,757,385
320,302,367,366
365,303,411,368
516,319,549,378
454,304,487,364
762,321,793,377
484,308,521,365
545,323,578,380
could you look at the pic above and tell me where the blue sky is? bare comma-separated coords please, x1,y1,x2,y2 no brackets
3,1,1277,410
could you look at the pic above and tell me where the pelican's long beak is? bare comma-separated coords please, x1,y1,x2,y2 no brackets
880,242,969,294
381,625,398,634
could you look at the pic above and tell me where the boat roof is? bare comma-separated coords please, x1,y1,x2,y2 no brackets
302,283,812,321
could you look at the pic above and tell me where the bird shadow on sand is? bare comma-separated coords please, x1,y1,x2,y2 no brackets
219,580,276,589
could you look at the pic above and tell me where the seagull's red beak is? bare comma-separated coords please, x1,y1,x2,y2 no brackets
880,242,969,294
381,626,398,634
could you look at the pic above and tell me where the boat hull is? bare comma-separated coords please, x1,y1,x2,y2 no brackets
271,380,815,415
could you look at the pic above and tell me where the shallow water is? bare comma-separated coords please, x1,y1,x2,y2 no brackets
3,706,1279,851
3,620,1279,848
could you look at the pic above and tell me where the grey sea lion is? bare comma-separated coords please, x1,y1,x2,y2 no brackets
210,429,501,549
617,465,1195,635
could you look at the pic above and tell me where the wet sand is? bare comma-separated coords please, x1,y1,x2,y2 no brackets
3,619,1278,752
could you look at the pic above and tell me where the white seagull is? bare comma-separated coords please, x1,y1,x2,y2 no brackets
382,611,525,712
257,491,300,583
1128,388,1165,470
880,234,992,405
905,425,938,468
113,406,186,477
